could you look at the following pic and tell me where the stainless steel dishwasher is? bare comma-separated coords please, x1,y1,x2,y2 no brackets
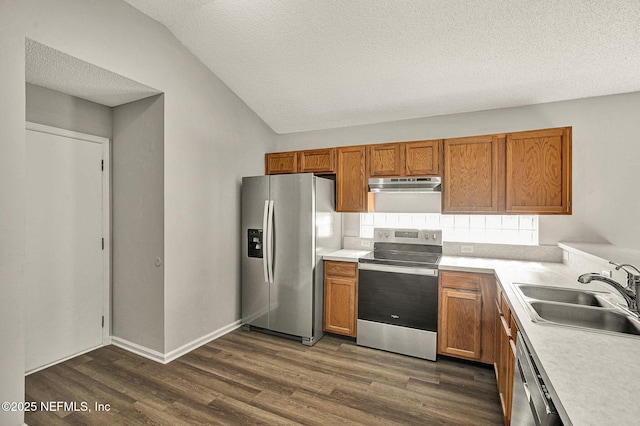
511,331,562,425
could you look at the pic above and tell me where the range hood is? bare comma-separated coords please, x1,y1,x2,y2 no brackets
368,177,441,193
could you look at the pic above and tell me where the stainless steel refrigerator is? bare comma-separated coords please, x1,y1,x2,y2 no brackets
241,173,341,345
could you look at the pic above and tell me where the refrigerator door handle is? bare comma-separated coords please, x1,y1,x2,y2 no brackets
262,200,269,283
267,200,275,283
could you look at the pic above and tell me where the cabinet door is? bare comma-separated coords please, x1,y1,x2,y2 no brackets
443,135,501,213
265,152,297,175
440,271,496,364
403,140,441,176
299,148,336,174
323,275,357,337
336,146,370,212
506,127,572,214
368,143,402,177
438,287,482,360
498,316,512,423
506,338,517,424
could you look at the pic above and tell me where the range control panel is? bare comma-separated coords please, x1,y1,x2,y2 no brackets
373,228,442,246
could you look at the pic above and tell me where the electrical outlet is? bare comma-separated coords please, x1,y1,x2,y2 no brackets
360,240,371,248
461,245,474,254
601,269,612,278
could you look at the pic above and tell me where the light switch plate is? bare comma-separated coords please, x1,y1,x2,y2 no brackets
461,245,474,254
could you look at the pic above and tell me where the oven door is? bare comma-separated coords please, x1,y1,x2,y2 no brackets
358,263,438,331
357,263,438,360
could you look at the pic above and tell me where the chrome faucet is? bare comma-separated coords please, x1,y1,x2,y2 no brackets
609,262,640,288
577,265,640,316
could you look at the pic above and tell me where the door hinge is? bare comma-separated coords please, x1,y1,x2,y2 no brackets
101,316,105,328
102,238,104,250
101,159,104,171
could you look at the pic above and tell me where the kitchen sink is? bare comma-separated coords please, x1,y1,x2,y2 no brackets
529,301,640,336
515,284,610,307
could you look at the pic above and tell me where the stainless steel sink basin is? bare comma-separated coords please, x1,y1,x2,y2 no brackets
515,284,609,307
529,301,640,336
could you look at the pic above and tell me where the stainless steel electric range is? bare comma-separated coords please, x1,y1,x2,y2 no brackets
357,228,442,361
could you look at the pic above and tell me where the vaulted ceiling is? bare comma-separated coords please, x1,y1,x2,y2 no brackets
123,0,640,134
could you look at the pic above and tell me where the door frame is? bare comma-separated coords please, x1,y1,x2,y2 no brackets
25,122,111,346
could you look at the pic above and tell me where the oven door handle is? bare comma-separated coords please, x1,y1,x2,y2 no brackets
358,262,438,276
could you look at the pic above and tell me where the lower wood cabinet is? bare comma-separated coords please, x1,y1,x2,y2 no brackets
495,282,519,425
438,271,496,364
323,260,358,337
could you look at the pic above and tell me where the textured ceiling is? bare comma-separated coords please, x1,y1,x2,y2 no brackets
123,0,640,133
26,39,160,107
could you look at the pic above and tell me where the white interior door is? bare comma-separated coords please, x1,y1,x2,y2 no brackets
25,126,106,373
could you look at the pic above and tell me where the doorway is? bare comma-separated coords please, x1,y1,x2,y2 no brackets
24,122,110,374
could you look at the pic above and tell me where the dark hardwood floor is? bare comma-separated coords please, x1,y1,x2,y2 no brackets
25,329,503,425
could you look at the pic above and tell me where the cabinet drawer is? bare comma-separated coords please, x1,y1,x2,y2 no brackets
440,270,483,291
501,292,511,324
325,261,357,278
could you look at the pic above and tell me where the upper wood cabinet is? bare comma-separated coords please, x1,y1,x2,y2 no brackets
444,127,572,215
368,140,442,177
336,146,371,212
298,148,336,174
368,143,403,177
264,126,571,215
265,152,297,175
443,135,502,213
506,127,572,214
404,140,441,176
266,148,335,174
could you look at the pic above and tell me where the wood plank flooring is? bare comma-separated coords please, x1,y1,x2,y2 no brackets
25,329,503,425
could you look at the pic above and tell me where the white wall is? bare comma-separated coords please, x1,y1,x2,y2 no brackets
26,83,113,138
112,95,165,353
0,1,275,423
277,92,640,250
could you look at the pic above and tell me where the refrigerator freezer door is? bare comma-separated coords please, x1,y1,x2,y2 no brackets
269,174,315,338
241,176,270,329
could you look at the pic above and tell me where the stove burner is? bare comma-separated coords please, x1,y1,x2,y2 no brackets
359,228,443,269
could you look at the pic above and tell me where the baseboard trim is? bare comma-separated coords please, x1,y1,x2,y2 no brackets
111,320,243,364
110,337,165,363
163,320,242,363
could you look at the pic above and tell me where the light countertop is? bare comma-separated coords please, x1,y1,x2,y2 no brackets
323,248,640,425
442,256,639,426
323,249,371,262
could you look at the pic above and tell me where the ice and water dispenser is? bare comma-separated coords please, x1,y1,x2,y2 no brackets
247,229,263,258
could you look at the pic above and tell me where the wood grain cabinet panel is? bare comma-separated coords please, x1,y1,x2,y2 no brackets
494,284,519,425
298,148,336,174
438,271,496,364
265,152,298,175
439,287,482,360
403,140,441,176
368,143,403,177
336,146,370,212
323,261,358,337
443,135,501,213
506,127,572,214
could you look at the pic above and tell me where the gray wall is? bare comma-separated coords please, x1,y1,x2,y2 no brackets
26,83,113,137
112,95,164,352
277,92,640,250
0,1,275,423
